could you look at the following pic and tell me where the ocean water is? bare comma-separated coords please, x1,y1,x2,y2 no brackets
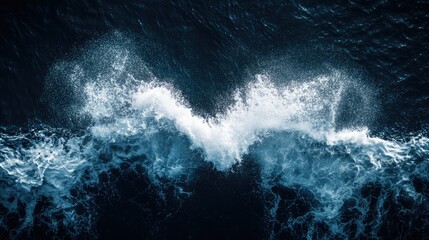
1,1,429,239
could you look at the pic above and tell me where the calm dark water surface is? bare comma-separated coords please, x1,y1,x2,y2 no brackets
1,1,429,239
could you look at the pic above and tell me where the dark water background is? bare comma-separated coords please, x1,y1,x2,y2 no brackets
1,0,429,239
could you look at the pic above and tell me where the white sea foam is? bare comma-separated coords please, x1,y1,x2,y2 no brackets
87,71,356,169
0,130,88,189
1,41,429,238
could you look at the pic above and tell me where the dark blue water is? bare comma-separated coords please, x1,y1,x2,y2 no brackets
1,1,429,239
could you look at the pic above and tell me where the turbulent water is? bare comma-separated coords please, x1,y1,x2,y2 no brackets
1,1,429,239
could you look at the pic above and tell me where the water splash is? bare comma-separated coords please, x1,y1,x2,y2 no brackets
1,39,428,239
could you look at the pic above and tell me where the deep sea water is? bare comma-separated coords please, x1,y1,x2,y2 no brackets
1,1,429,239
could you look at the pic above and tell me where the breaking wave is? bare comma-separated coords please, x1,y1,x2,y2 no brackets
1,39,428,239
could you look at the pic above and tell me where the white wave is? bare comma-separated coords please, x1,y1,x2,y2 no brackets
2,39,429,238
87,71,357,169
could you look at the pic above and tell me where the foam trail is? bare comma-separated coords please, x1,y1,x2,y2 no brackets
0,128,89,189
